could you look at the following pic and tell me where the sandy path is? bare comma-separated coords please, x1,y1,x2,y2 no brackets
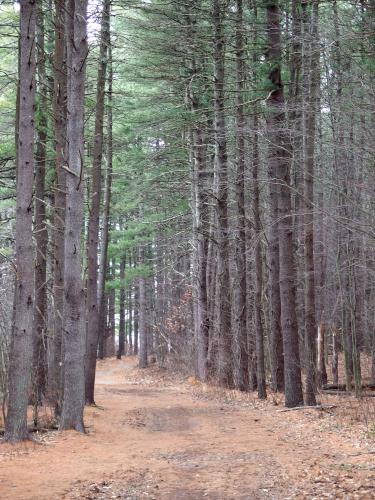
0,358,374,499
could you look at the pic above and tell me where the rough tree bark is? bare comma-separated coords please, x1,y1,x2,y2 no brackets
317,324,328,386
97,39,114,364
212,0,232,387
253,108,266,400
266,1,304,407
193,114,209,381
302,0,319,406
265,3,284,394
331,0,358,392
192,121,210,380
134,277,139,356
49,0,67,416
332,326,339,385
128,283,133,355
105,259,116,357
32,3,48,406
185,0,209,380
266,0,283,393
251,0,266,399
60,0,88,432
118,254,126,359
290,0,306,359
138,245,148,368
85,0,110,404
231,0,249,392
206,230,217,376
154,239,166,364
5,0,37,442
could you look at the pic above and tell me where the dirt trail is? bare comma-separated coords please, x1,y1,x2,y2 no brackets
0,358,374,499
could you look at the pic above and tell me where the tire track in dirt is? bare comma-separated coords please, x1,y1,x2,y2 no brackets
0,357,373,499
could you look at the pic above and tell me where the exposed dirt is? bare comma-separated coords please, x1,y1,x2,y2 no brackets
0,357,374,499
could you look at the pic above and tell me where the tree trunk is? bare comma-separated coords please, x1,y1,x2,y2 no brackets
126,252,133,355
230,0,249,392
97,40,114,364
155,240,166,365
317,323,327,387
146,271,154,359
49,0,67,417
266,2,284,391
85,0,110,404
332,326,339,385
128,285,133,355
266,2,304,407
5,0,37,442
290,0,306,361
138,246,148,368
253,107,266,399
118,255,126,359
134,280,139,356
194,125,210,381
266,1,285,392
98,259,109,361
212,0,232,387
206,234,217,377
184,5,210,382
32,3,48,406
251,0,266,399
105,260,116,357
267,0,283,394
60,0,88,433
302,0,319,406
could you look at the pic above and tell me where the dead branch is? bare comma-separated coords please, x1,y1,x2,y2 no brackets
277,405,337,412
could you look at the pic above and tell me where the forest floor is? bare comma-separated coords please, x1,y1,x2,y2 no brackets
1,357,375,499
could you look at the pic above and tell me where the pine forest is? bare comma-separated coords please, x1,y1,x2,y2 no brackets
0,0,375,498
